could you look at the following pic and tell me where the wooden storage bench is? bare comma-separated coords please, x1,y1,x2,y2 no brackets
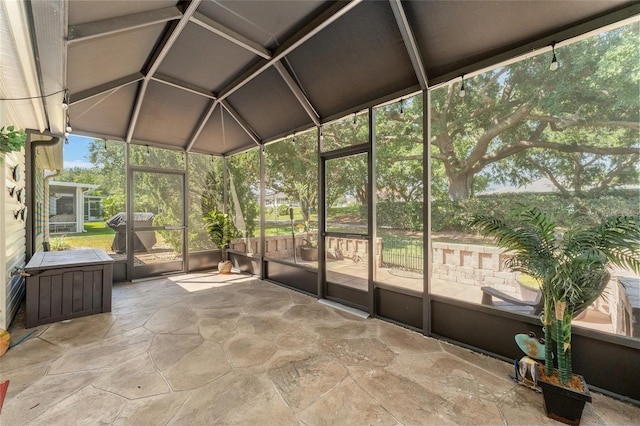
25,249,114,328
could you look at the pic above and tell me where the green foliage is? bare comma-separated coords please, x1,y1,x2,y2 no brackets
278,203,291,217
470,207,640,385
227,149,260,238
432,190,640,232
101,193,126,220
0,126,26,162
49,235,70,251
204,209,241,259
376,201,423,231
189,154,224,252
266,130,319,221
431,23,639,201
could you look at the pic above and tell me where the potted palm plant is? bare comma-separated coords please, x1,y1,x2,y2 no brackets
204,208,241,274
471,207,640,425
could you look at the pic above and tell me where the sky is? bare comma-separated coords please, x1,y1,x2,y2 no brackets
63,134,95,169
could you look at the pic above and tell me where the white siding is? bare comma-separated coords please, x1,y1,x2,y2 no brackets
1,149,26,330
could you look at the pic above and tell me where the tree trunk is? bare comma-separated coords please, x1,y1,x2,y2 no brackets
448,172,474,201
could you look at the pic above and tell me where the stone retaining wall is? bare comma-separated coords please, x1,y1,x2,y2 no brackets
432,242,519,296
231,235,382,266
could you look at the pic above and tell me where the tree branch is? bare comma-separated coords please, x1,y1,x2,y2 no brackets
467,102,534,167
590,152,640,193
526,114,640,131
525,158,572,196
472,140,639,172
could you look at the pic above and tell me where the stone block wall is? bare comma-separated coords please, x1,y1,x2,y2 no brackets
432,242,519,295
230,235,383,266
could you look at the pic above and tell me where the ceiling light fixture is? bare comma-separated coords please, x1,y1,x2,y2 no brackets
550,42,559,71
400,99,404,115
61,90,69,109
459,76,466,98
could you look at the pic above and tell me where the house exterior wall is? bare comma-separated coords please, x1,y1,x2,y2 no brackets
1,149,26,330
32,149,49,250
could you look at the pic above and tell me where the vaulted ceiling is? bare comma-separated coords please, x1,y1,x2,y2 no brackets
24,0,640,156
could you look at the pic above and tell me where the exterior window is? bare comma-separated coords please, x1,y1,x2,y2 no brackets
322,110,368,152
429,22,639,339
227,148,261,256
188,153,222,252
50,138,125,254
374,94,424,292
264,130,318,267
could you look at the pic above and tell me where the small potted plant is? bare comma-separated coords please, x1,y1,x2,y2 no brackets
204,208,241,273
471,207,640,425
298,219,318,261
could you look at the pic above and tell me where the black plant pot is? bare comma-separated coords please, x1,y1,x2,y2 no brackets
538,371,592,426
299,246,318,261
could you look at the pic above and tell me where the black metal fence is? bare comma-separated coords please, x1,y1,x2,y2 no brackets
381,237,424,273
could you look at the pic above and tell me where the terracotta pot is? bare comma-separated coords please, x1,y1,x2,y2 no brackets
218,260,233,274
538,369,591,426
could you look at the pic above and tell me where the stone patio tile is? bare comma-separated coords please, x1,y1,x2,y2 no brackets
590,392,640,425
314,321,377,340
100,325,155,347
1,371,104,426
4,272,639,425
441,340,514,379
48,340,150,374
145,302,198,333
162,341,231,390
2,362,49,400
267,353,348,412
197,317,238,342
168,370,297,425
350,366,458,425
388,350,515,400
27,385,126,426
186,289,249,310
113,391,191,425
92,353,170,399
192,306,241,320
224,334,278,368
283,303,341,323
38,313,115,348
245,295,298,314
234,314,297,338
104,309,156,338
149,333,204,371
0,338,64,373
297,377,398,426
495,385,559,425
275,327,320,352
319,337,395,367
377,320,443,354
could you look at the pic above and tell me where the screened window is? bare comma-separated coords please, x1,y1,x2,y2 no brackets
264,130,318,267
374,94,424,292
227,148,261,256
429,22,639,339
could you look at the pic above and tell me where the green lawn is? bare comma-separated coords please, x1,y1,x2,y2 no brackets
50,221,115,251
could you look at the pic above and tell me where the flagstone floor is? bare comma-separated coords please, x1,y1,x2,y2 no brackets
2,271,639,425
